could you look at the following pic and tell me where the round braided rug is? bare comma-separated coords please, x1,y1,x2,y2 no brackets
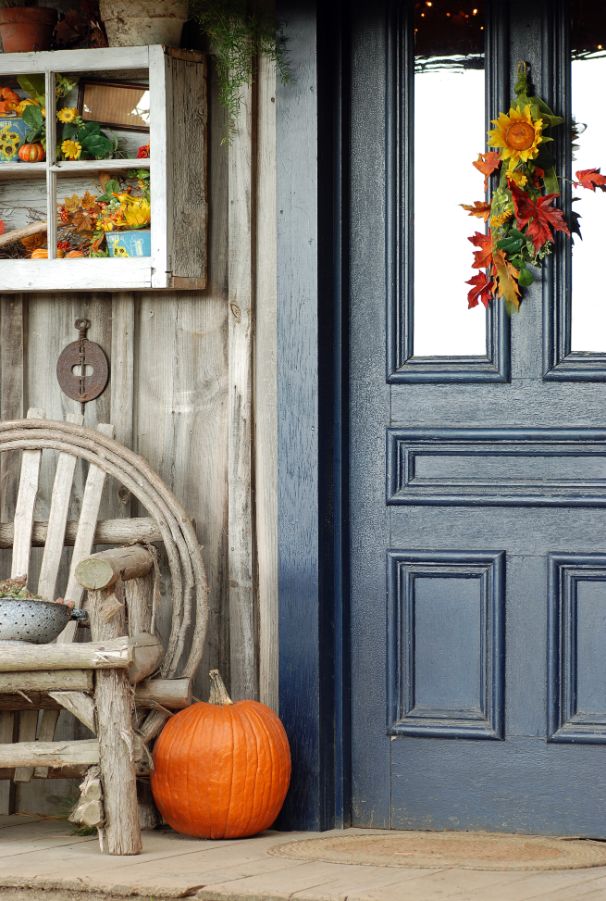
269,832,606,871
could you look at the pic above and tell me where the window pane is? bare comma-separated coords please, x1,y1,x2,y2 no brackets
570,3,606,352
413,0,487,357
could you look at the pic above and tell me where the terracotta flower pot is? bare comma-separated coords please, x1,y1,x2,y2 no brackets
99,0,188,48
0,7,58,53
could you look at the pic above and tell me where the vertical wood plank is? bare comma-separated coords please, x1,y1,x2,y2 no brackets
61,423,115,639
228,77,258,700
0,296,24,815
37,413,84,601
11,408,45,580
169,53,208,282
110,296,135,450
256,52,279,711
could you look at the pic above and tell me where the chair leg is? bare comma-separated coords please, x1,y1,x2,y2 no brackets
94,670,142,855
88,585,142,855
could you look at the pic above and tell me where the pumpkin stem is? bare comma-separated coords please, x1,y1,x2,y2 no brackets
208,669,234,705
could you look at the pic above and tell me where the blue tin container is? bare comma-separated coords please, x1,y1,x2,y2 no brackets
0,116,27,161
106,229,151,258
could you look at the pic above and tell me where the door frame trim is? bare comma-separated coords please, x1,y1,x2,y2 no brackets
276,0,349,831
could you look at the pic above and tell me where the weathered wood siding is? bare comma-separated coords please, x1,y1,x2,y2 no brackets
0,57,277,814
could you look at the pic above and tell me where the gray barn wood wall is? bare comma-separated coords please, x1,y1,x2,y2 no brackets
0,56,277,814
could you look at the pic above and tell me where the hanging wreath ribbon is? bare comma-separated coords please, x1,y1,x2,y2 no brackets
463,61,606,312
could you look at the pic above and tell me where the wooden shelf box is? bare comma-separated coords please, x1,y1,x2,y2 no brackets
0,45,207,291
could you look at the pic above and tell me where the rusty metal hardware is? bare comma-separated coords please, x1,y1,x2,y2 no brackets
56,319,109,412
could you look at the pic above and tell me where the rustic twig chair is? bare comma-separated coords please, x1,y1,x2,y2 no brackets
0,410,208,855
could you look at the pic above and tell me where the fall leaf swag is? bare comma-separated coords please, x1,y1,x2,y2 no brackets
463,62,606,313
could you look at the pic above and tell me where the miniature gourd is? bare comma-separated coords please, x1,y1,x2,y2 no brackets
151,669,291,839
18,142,45,162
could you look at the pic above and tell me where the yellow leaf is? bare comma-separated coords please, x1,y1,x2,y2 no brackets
493,249,521,312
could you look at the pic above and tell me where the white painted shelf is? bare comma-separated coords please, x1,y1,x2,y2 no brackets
0,45,207,292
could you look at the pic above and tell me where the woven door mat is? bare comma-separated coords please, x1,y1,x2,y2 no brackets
269,831,606,871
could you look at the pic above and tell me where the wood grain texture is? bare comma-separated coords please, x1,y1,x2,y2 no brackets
256,51,279,712
276,5,326,830
88,587,141,855
168,53,208,283
0,637,131,671
228,77,258,701
0,297,25,814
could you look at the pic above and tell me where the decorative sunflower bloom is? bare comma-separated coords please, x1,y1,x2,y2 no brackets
57,106,78,124
490,209,513,229
113,245,129,257
488,105,543,173
123,198,151,229
61,139,82,160
508,169,528,188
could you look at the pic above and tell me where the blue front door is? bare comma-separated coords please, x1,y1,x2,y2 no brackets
349,0,606,835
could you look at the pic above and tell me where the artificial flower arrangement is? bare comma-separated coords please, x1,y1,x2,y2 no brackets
0,74,118,162
54,169,151,257
463,62,606,312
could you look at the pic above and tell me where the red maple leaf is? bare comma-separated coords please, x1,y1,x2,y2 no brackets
575,168,606,192
473,151,501,189
466,271,494,309
510,185,570,252
468,231,494,270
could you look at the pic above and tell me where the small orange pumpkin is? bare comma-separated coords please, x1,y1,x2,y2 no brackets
30,248,64,259
18,143,45,163
151,670,291,839
65,250,84,258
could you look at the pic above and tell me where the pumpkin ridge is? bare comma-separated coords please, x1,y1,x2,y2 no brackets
251,703,279,824
185,704,202,832
241,704,262,836
223,705,237,838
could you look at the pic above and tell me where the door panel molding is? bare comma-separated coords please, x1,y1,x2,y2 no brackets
388,427,606,506
387,0,510,383
387,549,505,739
548,553,606,743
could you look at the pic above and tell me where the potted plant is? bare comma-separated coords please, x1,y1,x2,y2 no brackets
0,577,85,643
190,0,288,141
0,1,58,53
98,0,188,47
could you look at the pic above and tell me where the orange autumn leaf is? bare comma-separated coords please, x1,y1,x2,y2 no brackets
493,249,521,311
461,201,491,221
575,168,606,192
473,151,501,188
21,232,45,253
468,231,494,270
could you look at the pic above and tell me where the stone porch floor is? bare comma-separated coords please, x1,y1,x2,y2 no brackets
2,816,606,901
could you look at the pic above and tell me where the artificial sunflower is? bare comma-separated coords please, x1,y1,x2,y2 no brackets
57,107,78,124
488,104,543,173
61,139,82,160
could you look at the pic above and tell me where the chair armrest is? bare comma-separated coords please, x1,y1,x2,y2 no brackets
75,545,154,591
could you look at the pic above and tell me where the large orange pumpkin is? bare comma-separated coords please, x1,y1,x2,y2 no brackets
151,670,291,839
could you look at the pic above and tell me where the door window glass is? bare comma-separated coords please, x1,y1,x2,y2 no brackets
412,0,487,356
570,2,606,352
